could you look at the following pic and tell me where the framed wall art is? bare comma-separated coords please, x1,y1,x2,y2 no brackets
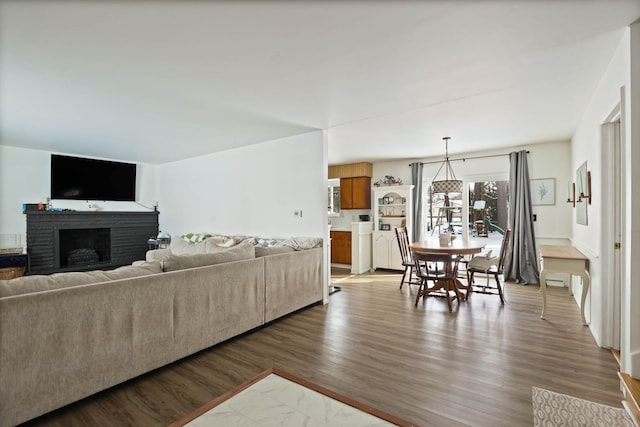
531,178,555,205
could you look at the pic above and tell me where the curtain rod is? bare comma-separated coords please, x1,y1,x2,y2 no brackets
408,150,530,166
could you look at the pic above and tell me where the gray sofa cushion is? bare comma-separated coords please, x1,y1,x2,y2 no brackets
146,248,172,262
170,238,207,255
0,261,162,297
254,246,295,257
162,242,255,272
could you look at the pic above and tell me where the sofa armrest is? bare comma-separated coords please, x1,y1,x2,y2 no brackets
146,249,171,262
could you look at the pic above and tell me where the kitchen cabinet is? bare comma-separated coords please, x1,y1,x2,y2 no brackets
340,177,371,209
372,231,403,270
330,230,352,265
350,222,373,274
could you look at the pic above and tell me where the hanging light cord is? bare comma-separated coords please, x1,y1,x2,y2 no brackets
432,137,457,182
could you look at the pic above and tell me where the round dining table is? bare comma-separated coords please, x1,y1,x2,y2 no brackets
409,238,486,256
409,238,486,300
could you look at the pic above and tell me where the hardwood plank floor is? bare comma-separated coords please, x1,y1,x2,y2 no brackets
21,269,622,427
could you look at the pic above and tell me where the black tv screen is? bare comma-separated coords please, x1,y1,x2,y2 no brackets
51,154,137,201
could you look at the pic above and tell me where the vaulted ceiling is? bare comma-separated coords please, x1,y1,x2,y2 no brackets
1,1,638,165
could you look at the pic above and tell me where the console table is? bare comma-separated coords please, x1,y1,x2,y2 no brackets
539,245,590,325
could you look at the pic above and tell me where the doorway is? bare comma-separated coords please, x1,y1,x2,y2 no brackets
601,106,622,351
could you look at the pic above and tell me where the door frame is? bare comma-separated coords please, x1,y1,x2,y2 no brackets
600,102,623,350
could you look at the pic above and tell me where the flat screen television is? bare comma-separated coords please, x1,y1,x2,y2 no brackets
51,154,137,201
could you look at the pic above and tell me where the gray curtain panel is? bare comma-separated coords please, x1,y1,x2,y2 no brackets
505,150,540,284
410,162,423,242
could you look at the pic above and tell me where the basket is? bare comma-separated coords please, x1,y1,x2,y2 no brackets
0,266,25,280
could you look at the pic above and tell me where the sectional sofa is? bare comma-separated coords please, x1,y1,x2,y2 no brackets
0,236,323,427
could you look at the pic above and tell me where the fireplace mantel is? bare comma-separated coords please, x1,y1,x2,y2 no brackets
25,211,159,275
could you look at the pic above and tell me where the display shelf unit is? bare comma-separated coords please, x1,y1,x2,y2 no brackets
373,185,414,233
372,185,414,270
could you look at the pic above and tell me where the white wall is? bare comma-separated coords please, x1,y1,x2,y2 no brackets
571,28,629,349
156,131,326,240
0,145,157,248
371,141,573,242
571,23,639,374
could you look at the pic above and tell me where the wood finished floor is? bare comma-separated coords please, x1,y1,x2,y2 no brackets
21,268,622,427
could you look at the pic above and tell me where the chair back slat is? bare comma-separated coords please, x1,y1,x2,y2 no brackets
395,227,413,265
413,251,458,280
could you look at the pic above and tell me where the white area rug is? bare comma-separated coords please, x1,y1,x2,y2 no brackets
532,387,635,427
171,368,415,427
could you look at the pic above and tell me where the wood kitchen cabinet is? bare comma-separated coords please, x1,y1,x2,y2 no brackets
330,231,352,265
340,177,371,209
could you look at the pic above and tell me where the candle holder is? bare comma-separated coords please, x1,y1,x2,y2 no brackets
566,182,576,207
577,171,592,204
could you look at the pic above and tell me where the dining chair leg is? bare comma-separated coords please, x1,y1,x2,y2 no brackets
400,266,409,289
465,272,473,299
494,273,505,304
414,279,425,306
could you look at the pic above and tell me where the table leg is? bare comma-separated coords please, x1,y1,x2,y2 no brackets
580,271,590,326
454,279,468,300
539,270,547,320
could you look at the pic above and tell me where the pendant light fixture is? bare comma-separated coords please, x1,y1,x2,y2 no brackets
431,137,463,194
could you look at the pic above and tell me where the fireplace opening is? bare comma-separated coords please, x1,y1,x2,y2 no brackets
58,228,111,268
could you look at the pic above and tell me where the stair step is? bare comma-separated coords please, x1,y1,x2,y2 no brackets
619,372,640,424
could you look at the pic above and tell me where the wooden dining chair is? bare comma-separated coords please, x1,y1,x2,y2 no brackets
413,251,461,311
395,226,420,289
467,229,512,304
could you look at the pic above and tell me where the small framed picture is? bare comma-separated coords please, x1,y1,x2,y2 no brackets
531,178,555,205
378,198,385,205
381,224,391,231
382,196,390,205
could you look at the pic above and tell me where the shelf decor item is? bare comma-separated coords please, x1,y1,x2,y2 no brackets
431,137,463,195
373,175,403,186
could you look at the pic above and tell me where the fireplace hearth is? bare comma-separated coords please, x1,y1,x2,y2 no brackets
26,211,159,274
58,227,111,268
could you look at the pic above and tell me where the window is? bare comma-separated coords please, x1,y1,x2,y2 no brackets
328,179,340,215
468,180,509,237
418,179,509,240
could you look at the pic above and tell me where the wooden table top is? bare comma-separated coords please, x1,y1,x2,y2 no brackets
410,239,486,255
539,244,588,260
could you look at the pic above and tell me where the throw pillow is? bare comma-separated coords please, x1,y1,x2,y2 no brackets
181,233,213,243
204,235,251,252
281,237,323,250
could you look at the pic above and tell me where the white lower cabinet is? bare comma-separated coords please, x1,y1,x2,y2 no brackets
372,231,403,270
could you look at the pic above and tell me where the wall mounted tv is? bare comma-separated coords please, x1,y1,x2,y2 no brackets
51,154,137,201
